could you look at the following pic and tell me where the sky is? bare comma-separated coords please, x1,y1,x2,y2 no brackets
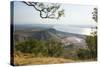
13,1,96,25
13,1,97,35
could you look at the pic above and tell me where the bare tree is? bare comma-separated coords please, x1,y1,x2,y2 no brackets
22,1,65,19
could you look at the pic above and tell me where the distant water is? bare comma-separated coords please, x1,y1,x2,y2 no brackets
53,25,96,35
14,24,96,35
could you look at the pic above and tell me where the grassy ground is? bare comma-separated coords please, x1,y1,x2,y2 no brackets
13,52,97,66
13,53,75,66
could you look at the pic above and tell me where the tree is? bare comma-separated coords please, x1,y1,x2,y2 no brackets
90,8,97,59
77,48,90,60
45,39,64,57
15,39,47,56
83,7,98,59
91,8,98,36
77,35,97,60
77,8,98,60
92,8,98,22
15,39,64,57
22,1,64,19
85,35,97,59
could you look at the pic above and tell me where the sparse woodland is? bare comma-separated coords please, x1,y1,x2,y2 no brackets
12,2,97,66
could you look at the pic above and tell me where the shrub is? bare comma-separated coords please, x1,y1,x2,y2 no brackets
45,39,64,57
15,39,64,57
77,48,90,60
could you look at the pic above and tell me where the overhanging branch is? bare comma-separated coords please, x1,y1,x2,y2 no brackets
22,1,64,19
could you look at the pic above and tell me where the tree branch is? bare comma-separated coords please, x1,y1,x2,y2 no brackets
22,1,64,19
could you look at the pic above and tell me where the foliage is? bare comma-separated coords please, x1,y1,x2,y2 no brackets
45,39,64,57
85,35,97,59
92,8,98,22
77,48,90,60
22,1,64,19
77,35,97,60
15,39,64,57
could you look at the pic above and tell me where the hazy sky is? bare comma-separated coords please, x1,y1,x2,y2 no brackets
14,1,96,25
13,1,97,35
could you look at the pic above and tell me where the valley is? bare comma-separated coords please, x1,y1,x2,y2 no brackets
12,24,96,65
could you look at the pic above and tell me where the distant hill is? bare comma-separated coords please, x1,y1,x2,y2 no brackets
13,24,88,58
14,24,86,42
14,28,60,42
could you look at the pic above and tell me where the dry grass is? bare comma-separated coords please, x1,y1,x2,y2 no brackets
12,51,96,66
13,53,75,66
